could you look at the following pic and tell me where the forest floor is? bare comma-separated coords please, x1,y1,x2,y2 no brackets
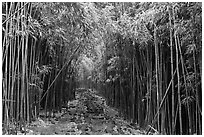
18,88,145,135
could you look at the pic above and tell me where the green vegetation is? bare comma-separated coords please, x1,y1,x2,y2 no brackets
2,2,202,135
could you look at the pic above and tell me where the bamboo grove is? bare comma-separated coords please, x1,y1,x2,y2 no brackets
1,2,202,135
83,2,202,135
2,2,93,134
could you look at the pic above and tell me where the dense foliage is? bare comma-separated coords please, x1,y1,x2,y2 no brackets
2,2,202,135
79,2,202,135
2,2,92,134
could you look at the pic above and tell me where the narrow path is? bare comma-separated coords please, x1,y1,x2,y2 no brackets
23,88,144,135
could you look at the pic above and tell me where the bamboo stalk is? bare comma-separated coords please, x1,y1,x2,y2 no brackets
11,4,18,125
16,2,21,123
3,2,12,131
132,47,135,123
8,2,14,127
154,24,160,131
193,46,198,134
173,7,182,134
168,5,175,134
159,43,165,134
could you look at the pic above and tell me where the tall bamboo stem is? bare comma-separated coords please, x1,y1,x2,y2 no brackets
168,5,175,134
173,8,182,133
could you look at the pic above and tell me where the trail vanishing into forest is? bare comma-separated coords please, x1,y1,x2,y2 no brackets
18,88,144,135
2,2,202,135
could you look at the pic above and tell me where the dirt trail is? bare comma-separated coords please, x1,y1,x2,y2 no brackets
23,88,144,135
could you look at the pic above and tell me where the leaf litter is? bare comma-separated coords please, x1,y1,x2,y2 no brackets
23,88,144,135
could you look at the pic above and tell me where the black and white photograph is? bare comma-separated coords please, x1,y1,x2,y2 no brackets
1,1,202,135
